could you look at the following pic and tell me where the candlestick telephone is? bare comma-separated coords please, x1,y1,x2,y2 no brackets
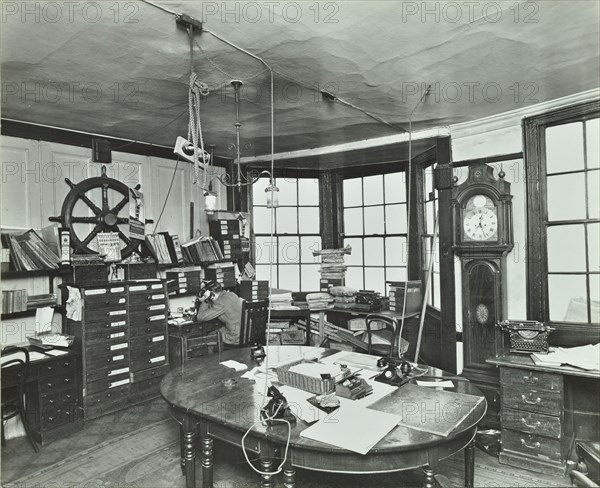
260,386,296,425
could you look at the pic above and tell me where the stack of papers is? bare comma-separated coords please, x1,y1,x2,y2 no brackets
531,344,600,371
219,360,248,372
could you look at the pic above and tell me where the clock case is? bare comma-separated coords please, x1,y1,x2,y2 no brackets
451,164,514,427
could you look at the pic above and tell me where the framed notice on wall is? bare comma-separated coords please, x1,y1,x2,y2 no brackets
129,188,145,240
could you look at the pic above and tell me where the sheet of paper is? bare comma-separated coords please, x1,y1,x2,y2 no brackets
300,403,400,455
219,360,248,372
44,349,69,357
35,306,54,334
320,351,381,374
416,380,455,388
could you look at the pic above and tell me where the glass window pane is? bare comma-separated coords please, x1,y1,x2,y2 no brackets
276,207,298,234
424,168,434,200
588,223,599,272
385,204,407,234
586,118,599,169
275,178,297,206
384,172,406,203
589,170,599,219
546,122,584,173
364,267,385,294
298,207,320,234
344,238,363,266
300,236,321,264
426,201,435,235
363,175,384,206
344,208,363,236
256,264,274,286
301,264,320,291
278,265,299,291
590,274,600,323
549,274,587,322
343,178,362,207
386,236,407,267
298,178,319,205
433,272,441,309
385,267,407,284
252,177,270,205
547,173,586,221
345,266,364,291
547,225,586,272
364,205,385,235
254,236,277,264
364,237,384,266
279,236,300,264
253,207,272,234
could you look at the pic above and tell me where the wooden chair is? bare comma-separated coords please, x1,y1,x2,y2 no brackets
1,346,39,452
238,299,269,347
365,313,402,357
571,441,600,487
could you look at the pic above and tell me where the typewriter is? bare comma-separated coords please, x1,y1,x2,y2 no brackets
497,320,554,354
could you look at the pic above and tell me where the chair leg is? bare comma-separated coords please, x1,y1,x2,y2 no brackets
18,405,39,452
1,420,6,447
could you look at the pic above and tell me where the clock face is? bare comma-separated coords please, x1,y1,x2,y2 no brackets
475,303,489,325
462,194,498,242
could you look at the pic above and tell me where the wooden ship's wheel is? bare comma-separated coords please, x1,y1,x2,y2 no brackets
49,165,149,259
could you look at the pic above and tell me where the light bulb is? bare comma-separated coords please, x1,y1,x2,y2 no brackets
265,185,279,208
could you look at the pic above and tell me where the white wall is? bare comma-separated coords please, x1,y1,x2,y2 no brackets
1,135,226,345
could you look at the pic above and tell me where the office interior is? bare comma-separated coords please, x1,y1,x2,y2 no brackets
1,1,599,487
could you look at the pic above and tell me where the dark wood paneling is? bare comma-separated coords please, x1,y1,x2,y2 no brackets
319,170,344,249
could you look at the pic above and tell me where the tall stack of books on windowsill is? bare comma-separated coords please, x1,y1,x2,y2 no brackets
313,246,352,292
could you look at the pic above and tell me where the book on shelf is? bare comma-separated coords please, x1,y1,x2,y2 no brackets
1,229,60,271
180,236,225,265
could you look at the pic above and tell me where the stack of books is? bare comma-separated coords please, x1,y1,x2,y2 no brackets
2,289,28,313
203,262,236,288
238,280,269,301
145,232,184,265
270,292,294,309
313,246,352,292
166,267,203,295
306,292,334,310
388,281,422,314
180,236,224,265
27,293,57,308
1,230,61,270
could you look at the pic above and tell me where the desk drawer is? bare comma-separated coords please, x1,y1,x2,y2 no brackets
40,371,76,395
502,429,562,462
501,408,562,438
37,357,77,378
500,367,562,393
85,373,130,396
501,387,562,416
42,399,80,428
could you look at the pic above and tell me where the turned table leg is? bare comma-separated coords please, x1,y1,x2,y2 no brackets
201,435,214,488
260,457,275,488
464,440,475,488
283,458,296,488
422,465,436,488
182,422,197,488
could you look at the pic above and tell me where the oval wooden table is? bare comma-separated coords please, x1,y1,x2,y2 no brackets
160,346,486,488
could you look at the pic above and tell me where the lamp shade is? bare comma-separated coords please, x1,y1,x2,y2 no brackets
265,185,279,208
204,190,218,214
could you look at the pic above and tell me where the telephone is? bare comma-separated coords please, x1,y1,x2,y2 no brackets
250,344,266,359
260,386,297,425
374,357,412,386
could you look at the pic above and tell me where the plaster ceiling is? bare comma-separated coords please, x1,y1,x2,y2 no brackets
1,1,599,167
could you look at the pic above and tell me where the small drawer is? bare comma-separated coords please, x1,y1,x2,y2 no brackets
129,292,167,305
502,429,563,462
85,373,130,395
501,386,563,416
86,364,131,383
38,357,77,378
130,351,167,372
83,294,127,308
500,367,563,392
83,328,129,345
40,387,78,407
83,385,130,418
130,363,170,383
130,332,167,350
86,350,129,370
129,321,166,338
501,408,562,438
84,341,129,358
40,371,76,395
84,308,128,323
129,282,164,294
42,400,81,428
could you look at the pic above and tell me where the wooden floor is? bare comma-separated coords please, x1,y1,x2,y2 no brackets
1,397,572,487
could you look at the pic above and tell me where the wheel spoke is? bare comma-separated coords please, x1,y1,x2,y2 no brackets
111,196,129,215
71,216,98,224
79,194,101,215
102,186,109,212
81,225,102,247
117,229,130,245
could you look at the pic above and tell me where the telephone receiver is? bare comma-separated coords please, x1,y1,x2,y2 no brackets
260,386,296,425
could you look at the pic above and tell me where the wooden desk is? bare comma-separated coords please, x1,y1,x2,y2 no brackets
2,347,83,445
161,346,486,488
168,319,222,367
487,354,600,475
268,308,312,345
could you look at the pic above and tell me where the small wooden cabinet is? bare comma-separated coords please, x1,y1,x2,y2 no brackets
62,280,169,419
168,321,221,367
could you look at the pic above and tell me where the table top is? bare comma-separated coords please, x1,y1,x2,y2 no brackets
161,346,486,455
487,354,600,379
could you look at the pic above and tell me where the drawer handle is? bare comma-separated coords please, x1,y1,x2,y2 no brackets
64,378,71,383
63,362,71,367
46,366,54,371
521,394,541,405
523,373,538,384
48,399,54,404
47,383,53,388
521,418,541,429
520,438,541,449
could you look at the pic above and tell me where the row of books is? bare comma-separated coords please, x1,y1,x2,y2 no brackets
181,236,224,265
145,232,184,265
388,281,422,314
2,289,28,314
1,230,61,271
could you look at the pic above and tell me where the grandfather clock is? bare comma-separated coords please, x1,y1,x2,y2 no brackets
452,164,513,425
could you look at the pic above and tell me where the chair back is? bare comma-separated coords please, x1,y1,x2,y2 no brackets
1,346,30,411
239,299,269,347
365,313,401,357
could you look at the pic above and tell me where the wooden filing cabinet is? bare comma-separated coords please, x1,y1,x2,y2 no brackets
168,320,221,368
62,280,169,420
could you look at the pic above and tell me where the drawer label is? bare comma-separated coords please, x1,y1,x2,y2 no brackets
179,288,188,294
152,335,165,342
109,310,126,316
110,320,126,327
85,289,107,295
109,367,130,376
118,298,126,304
110,343,128,351
111,287,125,293
151,284,163,289
151,294,165,300
110,332,125,339
109,378,130,388
129,285,147,292
148,304,166,311
150,355,166,363
149,314,166,321
112,354,125,361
